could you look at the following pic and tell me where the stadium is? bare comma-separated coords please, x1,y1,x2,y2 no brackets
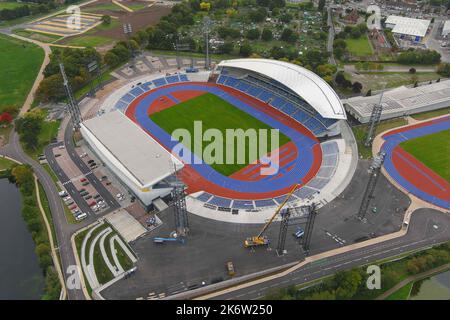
81,58,357,222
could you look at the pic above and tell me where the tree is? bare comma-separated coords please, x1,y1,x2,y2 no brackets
101,15,111,25
15,110,45,150
280,28,298,43
261,28,273,41
104,51,120,68
352,81,363,93
246,28,260,40
200,1,211,10
318,0,326,11
409,67,416,74
366,89,372,96
218,42,234,54
0,112,13,124
239,42,253,57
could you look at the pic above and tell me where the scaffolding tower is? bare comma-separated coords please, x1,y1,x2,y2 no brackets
357,152,386,221
59,63,82,129
364,92,384,147
276,208,291,256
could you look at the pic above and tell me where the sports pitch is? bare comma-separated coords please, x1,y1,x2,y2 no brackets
150,93,291,176
400,129,450,182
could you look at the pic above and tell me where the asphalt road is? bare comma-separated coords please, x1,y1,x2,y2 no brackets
208,209,450,300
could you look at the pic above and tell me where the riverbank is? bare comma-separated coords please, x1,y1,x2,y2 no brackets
2,162,62,299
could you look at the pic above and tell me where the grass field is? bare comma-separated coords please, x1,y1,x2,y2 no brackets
345,35,374,57
411,107,450,121
0,1,27,9
0,34,44,114
352,118,408,158
13,28,63,43
386,282,413,300
150,93,291,176
400,129,450,182
0,157,15,170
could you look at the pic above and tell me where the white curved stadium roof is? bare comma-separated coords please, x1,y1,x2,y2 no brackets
218,59,346,120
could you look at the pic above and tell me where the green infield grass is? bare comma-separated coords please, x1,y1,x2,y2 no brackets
400,129,450,182
150,92,290,176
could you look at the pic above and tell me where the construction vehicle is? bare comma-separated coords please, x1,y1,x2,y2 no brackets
244,184,300,248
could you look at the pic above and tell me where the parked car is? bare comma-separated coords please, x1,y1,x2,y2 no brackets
75,213,87,221
87,160,95,164
69,204,77,210
84,195,92,200
58,191,68,197
80,191,89,197
93,194,101,199
55,154,61,158
78,188,86,193
89,201,97,207
80,153,87,158
66,201,74,206
81,181,90,186
80,178,87,183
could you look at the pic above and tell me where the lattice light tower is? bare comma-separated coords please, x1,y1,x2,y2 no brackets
59,63,82,129
276,208,291,256
171,163,189,237
357,152,386,221
364,91,384,147
300,204,317,255
203,16,212,70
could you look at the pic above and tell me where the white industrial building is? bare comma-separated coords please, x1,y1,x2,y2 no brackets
80,111,183,210
385,15,431,42
442,20,450,37
344,80,450,123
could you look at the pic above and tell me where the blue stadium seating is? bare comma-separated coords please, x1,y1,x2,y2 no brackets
166,75,180,83
153,77,167,87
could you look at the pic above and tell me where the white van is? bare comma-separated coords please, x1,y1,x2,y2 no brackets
75,213,87,221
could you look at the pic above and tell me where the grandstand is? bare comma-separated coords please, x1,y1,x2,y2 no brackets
344,80,450,123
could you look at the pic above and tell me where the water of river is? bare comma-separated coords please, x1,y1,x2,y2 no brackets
410,270,450,300
0,178,44,299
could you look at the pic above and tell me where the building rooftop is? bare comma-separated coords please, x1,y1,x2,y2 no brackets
218,58,346,120
81,111,183,188
385,15,431,37
344,80,450,119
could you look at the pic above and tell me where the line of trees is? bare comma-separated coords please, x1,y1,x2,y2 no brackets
397,49,441,65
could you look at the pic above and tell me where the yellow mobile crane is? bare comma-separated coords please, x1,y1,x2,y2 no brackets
244,184,300,248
